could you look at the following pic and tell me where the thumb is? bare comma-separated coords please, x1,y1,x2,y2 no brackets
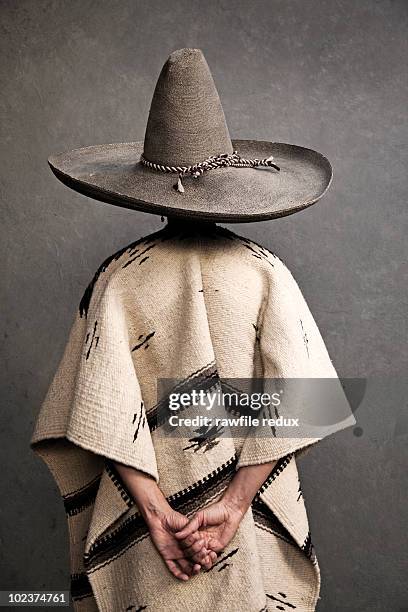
174,511,205,539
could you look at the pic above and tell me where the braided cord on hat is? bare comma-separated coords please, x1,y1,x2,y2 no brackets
140,151,280,193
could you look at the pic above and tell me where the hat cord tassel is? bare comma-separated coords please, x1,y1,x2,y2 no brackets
175,174,185,193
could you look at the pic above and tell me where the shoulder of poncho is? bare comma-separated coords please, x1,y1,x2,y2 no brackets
223,227,299,287
78,227,167,318
77,225,303,319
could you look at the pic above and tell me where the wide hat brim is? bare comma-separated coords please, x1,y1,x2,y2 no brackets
48,139,332,223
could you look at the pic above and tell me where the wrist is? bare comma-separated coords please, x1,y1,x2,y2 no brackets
114,465,170,524
140,495,172,525
132,482,170,524
221,462,277,516
221,488,251,516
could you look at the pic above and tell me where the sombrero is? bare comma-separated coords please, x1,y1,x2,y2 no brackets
48,48,332,223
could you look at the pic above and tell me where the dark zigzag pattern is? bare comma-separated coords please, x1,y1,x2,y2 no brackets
63,475,102,517
71,572,93,601
104,460,134,508
147,362,218,431
257,454,294,494
252,497,297,548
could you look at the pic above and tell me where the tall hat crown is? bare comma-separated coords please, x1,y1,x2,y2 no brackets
143,48,233,166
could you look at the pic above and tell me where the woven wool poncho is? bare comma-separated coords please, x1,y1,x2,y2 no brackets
31,222,354,612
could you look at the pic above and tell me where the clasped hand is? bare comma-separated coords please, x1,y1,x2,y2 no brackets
148,498,245,581
113,459,275,583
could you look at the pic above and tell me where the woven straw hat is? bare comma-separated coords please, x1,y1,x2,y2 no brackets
48,48,332,222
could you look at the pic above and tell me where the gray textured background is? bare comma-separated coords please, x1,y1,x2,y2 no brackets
1,1,407,610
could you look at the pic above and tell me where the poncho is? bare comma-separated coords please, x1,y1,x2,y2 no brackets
30,222,355,612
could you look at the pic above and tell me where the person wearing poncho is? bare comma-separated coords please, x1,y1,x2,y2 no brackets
30,49,355,611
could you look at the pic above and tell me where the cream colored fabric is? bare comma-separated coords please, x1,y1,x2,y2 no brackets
31,223,354,611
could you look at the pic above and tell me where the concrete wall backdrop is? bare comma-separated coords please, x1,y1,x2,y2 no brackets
1,1,407,610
